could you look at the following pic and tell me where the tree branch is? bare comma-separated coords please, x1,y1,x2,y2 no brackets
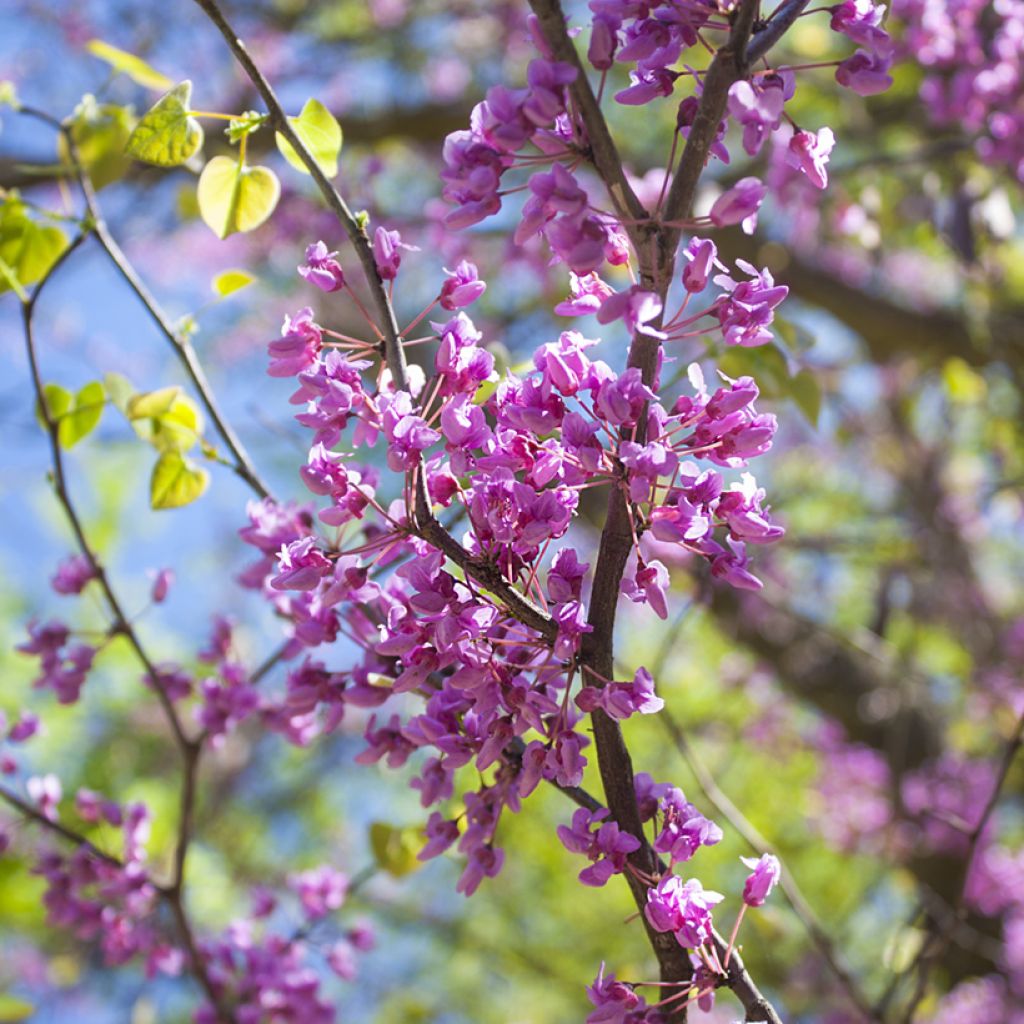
190,0,557,641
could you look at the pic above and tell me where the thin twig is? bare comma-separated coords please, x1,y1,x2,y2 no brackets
190,0,556,641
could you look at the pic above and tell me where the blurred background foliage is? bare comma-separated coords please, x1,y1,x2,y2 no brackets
0,1,1022,1022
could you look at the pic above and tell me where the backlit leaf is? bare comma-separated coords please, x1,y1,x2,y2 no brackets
126,81,203,167
275,98,342,178
197,156,280,239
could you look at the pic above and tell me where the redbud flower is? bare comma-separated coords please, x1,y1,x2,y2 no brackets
787,127,835,189
149,568,174,604
645,873,724,948
741,853,781,906
298,240,345,292
709,177,767,235
373,226,418,281
50,554,96,595
439,260,486,309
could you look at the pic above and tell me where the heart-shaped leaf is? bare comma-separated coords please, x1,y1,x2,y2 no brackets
126,81,203,167
150,450,209,509
275,98,342,178
58,381,106,448
197,156,280,239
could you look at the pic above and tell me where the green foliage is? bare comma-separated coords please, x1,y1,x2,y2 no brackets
125,81,204,167
275,98,343,178
59,95,135,190
0,197,69,296
55,381,106,448
84,39,172,91
196,156,280,239
149,449,209,509
226,110,269,145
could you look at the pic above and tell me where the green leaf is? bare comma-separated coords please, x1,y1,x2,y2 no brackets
125,81,203,167
150,450,209,509
369,822,423,878
59,95,135,190
197,156,280,239
275,98,342,178
151,394,204,453
0,993,35,1022
58,380,106,448
37,383,72,429
127,386,182,420
104,372,135,414
226,110,269,144
85,40,173,91
211,268,255,297
789,369,822,427
0,200,69,293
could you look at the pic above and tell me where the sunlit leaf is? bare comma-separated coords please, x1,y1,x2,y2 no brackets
125,81,203,167
37,383,72,430
150,450,209,509
211,268,255,297
85,40,173,91
127,386,182,420
275,98,342,178
104,372,135,414
197,156,280,239
58,380,106,448
59,95,135,190
151,394,204,453
0,200,69,294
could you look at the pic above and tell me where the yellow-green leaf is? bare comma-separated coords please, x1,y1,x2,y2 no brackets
125,81,203,167
59,95,135,191
150,394,204,453
127,386,181,420
0,993,34,1022
0,201,69,293
150,450,209,509
37,383,72,429
211,268,255,297
369,822,424,878
85,40,173,91
104,372,135,414
197,156,280,239
275,98,342,178
58,380,106,448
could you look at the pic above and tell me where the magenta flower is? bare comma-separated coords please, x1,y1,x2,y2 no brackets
645,873,724,948
709,177,767,234
439,260,486,309
741,853,781,906
268,308,323,378
787,127,835,189
373,226,418,281
298,240,345,292
288,865,349,919
50,554,96,595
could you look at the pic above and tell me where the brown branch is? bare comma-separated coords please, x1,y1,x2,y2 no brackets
19,226,232,1022
526,0,650,233
190,0,556,641
897,708,1024,1022
660,709,877,1023
0,786,128,872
